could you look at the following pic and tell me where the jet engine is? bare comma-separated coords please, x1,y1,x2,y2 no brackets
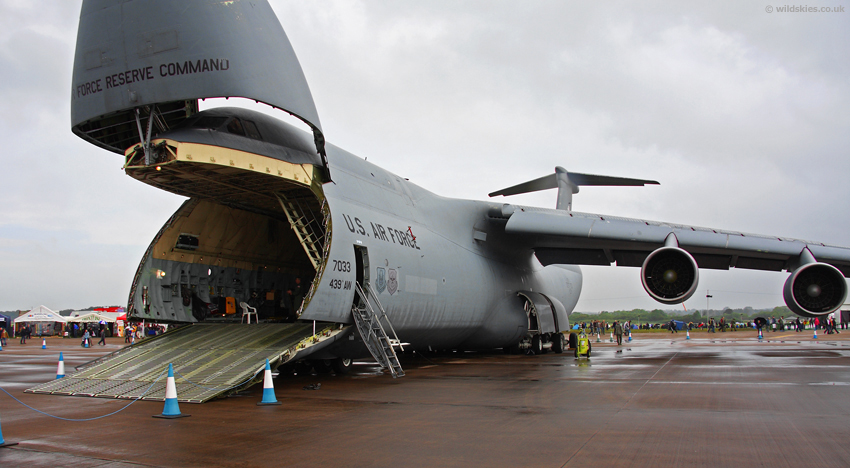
783,262,847,317
641,246,699,304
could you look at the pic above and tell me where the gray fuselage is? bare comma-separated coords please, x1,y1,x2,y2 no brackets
125,107,581,353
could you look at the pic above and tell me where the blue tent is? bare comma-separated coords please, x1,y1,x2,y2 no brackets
0,314,11,333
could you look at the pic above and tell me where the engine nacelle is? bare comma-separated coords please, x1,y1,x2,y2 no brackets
641,247,699,304
782,263,847,317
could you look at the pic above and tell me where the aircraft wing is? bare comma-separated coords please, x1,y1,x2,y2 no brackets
503,207,850,275
498,206,850,316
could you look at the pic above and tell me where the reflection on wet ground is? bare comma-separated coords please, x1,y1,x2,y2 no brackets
1,333,849,467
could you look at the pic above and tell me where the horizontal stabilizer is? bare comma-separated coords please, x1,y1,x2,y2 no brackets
489,166,659,211
488,173,558,197
489,166,658,197
565,172,659,187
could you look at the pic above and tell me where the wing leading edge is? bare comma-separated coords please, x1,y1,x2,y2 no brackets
504,208,850,273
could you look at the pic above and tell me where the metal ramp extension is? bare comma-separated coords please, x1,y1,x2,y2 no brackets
352,283,405,378
26,323,342,403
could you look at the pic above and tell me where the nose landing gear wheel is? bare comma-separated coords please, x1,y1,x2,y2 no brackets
293,361,313,376
313,359,333,374
332,357,353,375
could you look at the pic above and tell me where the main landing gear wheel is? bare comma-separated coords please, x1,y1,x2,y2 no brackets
552,333,565,354
531,334,543,355
332,357,353,375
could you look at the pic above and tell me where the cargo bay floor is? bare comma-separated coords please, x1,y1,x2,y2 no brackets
1,332,849,468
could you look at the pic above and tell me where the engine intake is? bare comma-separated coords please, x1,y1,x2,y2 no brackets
641,247,699,304
783,263,847,317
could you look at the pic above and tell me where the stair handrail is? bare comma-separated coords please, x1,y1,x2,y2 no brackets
352,290,385,361
352,282,403,377
354,283,382,334
365,283,404,352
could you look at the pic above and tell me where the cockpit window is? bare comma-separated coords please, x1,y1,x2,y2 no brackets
192,116,228,130
243,120,262,140
226,118,245,136
187,115,261,141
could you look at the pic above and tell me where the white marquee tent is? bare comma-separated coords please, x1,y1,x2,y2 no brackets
66,312,115,323
13,305,66,324
14,305,67,336
69,310,123,322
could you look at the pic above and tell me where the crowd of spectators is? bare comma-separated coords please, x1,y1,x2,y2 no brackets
574,314,845,334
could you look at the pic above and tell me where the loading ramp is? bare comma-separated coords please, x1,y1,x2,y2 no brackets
26,323,344,403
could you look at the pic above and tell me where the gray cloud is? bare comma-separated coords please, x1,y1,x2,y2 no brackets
0,0,846,313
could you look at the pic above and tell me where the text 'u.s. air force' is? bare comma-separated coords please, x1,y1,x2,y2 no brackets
342,214,420,250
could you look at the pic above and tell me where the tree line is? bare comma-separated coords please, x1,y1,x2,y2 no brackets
571,306,792,324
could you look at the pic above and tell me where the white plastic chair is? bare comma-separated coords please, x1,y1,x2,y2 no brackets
240,302,258,324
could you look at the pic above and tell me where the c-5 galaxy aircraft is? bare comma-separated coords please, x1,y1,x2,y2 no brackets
66,1,850,384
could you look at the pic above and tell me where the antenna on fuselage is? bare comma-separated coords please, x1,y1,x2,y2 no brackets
488,166,659,211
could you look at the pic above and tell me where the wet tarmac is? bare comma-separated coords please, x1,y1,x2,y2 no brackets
1,331,849,467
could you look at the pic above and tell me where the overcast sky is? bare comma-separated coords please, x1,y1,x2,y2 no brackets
1,0,848,313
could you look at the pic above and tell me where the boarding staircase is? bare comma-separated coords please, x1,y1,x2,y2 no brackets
277,194,328,271
351,283,405,378
26,322,343,403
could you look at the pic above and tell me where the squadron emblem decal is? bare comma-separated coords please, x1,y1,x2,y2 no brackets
387,268,398,295
375,267,387,294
